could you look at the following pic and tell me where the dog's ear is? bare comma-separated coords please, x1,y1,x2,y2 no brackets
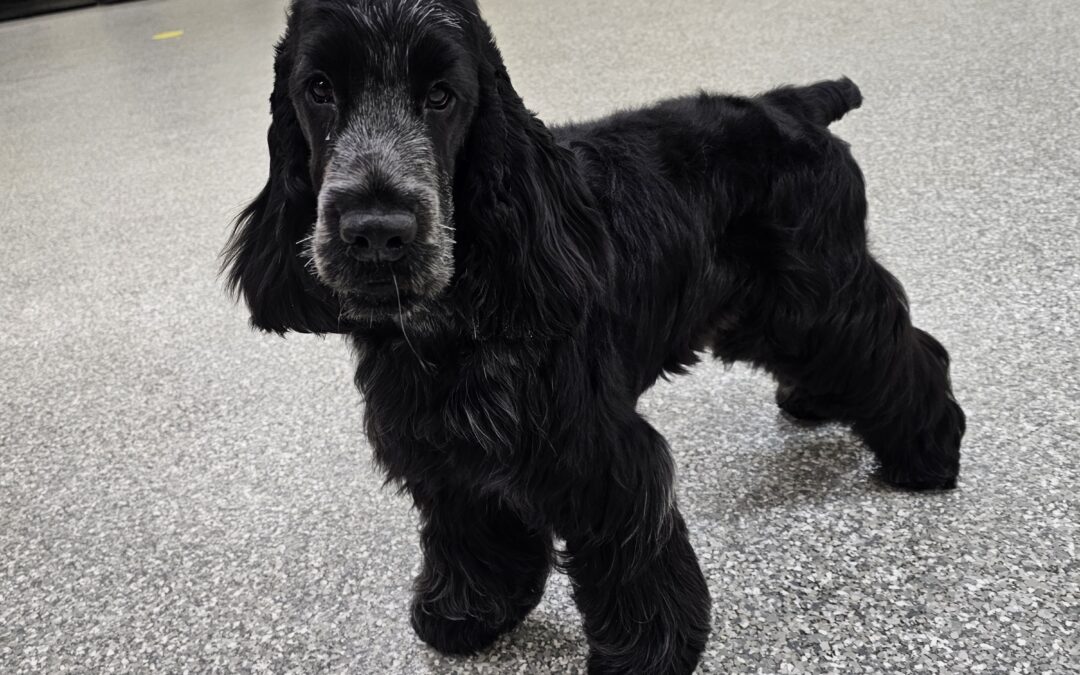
221,27,344,335
452,19,612,339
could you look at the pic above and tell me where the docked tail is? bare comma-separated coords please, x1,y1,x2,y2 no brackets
766,77,862,126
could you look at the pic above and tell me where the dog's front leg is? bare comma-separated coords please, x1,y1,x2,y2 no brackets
559,415,711,675
407,481,552,655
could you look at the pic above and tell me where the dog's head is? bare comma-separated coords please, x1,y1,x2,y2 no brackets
224,0,609,337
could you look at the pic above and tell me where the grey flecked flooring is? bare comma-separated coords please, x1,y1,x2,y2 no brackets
1,0,1078,672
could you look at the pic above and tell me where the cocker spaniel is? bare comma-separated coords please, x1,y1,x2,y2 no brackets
223,1,966,672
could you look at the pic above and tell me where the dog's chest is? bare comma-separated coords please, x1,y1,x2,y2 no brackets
355,339,538,468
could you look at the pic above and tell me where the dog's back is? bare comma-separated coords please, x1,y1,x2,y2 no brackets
555,78,868,391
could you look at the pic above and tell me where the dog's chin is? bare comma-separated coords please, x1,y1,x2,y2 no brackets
315,267,449,329
338,285,426,324
312,240,454,329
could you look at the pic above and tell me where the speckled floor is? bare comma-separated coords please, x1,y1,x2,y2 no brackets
1,0,1078,672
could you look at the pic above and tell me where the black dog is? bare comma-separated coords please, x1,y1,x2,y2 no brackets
223,1,966,671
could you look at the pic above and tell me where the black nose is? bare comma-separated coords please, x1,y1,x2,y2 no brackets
339,210,418,262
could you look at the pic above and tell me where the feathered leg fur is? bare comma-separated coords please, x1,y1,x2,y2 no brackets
409,484,553,655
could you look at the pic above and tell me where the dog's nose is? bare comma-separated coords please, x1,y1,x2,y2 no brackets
339,210,417,262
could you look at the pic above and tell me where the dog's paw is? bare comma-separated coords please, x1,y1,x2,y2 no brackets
875,398,963,492
878,465,958,491
776,384,832,423
409,596,534,656
585,639,704,675
875,437,960,491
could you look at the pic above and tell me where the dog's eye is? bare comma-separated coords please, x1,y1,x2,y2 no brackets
425,84,452,111
308,77,335,105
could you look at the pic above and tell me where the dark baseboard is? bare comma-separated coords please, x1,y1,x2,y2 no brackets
0,0,139,22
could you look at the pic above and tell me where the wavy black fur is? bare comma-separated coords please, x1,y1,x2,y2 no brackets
223,1,965,672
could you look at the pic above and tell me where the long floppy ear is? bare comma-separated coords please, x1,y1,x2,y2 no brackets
451,19,612,339
221,27,344,335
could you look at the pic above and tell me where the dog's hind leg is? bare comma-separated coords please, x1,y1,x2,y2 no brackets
736,254,966,490
557,415,711,675
408,483,552,655
709,128,965,490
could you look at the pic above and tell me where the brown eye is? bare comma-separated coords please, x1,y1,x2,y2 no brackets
426,84,452,110
309,77,335,105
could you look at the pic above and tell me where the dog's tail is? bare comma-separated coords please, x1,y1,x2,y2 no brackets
766,76,862,127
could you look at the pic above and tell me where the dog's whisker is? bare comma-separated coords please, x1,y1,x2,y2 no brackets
392,270,431,373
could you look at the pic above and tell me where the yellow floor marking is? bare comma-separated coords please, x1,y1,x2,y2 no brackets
153,30,184,41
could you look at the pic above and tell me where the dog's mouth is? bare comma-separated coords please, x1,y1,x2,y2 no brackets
338,281,423,323
313,259,426,320
362,276,398,292
337,266,412,296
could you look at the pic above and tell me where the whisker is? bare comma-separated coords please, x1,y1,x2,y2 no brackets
392,271,431,373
